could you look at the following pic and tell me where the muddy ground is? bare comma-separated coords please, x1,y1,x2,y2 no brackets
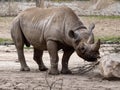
0,16,120,90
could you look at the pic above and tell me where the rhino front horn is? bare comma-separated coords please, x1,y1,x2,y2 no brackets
93,39,100,51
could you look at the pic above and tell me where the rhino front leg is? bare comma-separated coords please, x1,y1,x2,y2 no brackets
47,41,59,75
61,49,74,74
33,48,48,71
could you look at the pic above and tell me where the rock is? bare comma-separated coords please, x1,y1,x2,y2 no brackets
99,53,120,79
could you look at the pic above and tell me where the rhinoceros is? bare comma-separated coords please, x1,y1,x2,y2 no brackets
11,6,100,75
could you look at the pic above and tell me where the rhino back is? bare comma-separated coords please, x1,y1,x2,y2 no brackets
18,7,83,49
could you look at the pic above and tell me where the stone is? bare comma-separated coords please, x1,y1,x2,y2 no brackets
99,53,120,78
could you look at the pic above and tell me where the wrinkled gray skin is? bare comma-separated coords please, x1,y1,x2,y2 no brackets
11,6,100,75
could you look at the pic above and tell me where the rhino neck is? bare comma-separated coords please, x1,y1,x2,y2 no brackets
64,26,88,48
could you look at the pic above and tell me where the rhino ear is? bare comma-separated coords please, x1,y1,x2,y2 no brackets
69,30,81,44
69,30,78,39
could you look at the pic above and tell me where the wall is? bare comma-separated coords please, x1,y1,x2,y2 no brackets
0,1,120,16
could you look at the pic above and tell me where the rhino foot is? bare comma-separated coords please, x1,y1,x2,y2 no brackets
49,69,60,75
61,69,72,74
20,66,30,71
39,66,48,71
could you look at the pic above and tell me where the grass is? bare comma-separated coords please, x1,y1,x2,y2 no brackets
24,46,33,49
81,15,120,19
51,0,72,2
0,38,12,43
95,36,120,43
0,16,14,22
0,38,33,49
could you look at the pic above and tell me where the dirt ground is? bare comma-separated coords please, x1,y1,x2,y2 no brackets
0,45,120,90
0,16,120,90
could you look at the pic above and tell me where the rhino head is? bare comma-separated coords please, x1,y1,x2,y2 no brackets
69,23,100,62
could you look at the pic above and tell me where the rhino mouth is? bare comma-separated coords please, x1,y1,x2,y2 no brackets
83,54,100,62
84,57,97,62
78,54,98,62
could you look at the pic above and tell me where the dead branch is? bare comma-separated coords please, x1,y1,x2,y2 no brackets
45,71,63,90
71,61,100,75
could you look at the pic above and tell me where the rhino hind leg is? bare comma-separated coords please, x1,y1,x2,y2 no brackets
33,48,48,71
11,25,30,71
16,47,30,71
61,49,74,74
17,48,30,71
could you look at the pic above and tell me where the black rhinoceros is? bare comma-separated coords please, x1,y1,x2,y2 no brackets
11,6,100,75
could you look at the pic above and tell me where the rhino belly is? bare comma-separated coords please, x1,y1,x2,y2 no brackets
22,27,47,50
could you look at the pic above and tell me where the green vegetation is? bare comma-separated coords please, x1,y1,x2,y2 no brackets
0,38,33,49
24,46,33,49
95,36,120,43
51,0,69,1
0,38,12,43
101,37,120,42
81,15,120,19
51,0,72,2
51,0,89,2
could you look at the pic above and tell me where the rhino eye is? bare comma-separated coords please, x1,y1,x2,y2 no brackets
80,47,86,54
81,47,85,51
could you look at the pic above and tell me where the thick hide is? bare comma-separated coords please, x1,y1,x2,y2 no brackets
11,6,100,75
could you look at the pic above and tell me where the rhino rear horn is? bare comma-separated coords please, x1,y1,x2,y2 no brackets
87,23,95,44
93,39,100,51
89,23,95,33
87,33,94,44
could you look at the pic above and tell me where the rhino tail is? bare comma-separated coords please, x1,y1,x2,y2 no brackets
11,17,30,47
22,33,30,47
19,20,30,47
20,29,30,47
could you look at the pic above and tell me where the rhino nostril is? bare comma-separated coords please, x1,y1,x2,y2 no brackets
97,55,101,59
